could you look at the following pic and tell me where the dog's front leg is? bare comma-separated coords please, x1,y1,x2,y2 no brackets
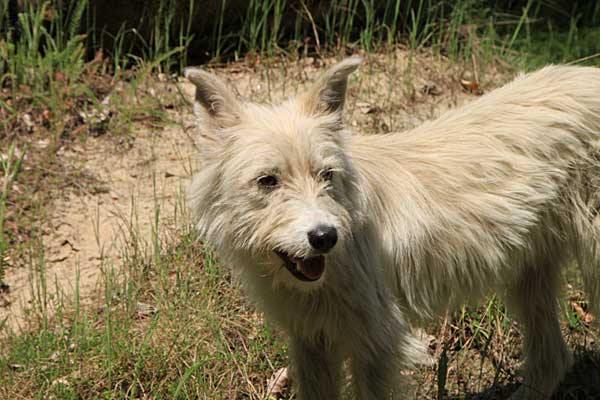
289,336,343,400
350,350,403,400
349,311,416,400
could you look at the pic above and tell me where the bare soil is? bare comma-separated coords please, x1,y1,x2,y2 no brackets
0,113,198,332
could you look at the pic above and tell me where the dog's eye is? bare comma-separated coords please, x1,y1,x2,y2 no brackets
257,175,279,189
319,168,334,182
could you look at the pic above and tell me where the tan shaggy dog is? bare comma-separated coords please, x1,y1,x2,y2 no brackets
185,58,600,399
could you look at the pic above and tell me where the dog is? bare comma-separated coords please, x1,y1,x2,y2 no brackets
185,58,600,399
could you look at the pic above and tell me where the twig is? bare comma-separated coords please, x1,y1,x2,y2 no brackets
567,53,600,65
299,0,321,57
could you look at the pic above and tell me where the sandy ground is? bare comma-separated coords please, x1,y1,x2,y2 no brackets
0,91,198,333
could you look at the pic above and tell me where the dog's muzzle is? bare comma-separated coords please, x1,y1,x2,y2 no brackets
275,250,325,281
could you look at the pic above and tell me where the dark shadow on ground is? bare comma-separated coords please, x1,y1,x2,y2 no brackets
448,348,600,400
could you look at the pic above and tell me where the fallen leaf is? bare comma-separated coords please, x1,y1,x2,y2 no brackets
266,367,289,398
35,139,50,149
49,351,60,362
22,113,34,132
460,79,482,95
571,301,593,324
42,108,52,121
71,144,85,154
54,71,67,83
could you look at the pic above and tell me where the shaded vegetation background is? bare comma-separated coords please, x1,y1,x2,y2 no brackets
2,0,600,71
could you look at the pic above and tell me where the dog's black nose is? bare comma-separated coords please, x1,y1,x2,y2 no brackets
308,225,338,252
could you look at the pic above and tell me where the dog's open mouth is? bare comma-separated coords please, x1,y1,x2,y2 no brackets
275,250,325,281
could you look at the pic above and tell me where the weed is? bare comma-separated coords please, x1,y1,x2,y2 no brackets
0,143,26,286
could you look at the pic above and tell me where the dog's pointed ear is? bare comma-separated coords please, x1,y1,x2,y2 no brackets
299,56,362,116
184,68,241,131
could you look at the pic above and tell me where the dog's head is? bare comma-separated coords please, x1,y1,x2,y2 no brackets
186,58,364,289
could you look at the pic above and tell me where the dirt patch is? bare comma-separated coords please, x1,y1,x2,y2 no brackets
0,117,198,332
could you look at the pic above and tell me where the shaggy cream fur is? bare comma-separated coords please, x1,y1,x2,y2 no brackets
186,58,600,399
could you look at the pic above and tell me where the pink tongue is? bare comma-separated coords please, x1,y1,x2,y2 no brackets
298,256,325,279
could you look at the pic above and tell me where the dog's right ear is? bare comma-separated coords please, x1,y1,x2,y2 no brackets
184,68,241,132
298,56,362,116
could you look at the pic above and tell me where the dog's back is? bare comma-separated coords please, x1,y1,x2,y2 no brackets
349,65,600,316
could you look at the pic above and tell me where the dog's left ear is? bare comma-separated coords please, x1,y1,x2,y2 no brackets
184,67,242,132
299,56,362,116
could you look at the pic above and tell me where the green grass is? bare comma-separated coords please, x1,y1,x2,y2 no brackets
4,1,599,72
0,189,287,399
